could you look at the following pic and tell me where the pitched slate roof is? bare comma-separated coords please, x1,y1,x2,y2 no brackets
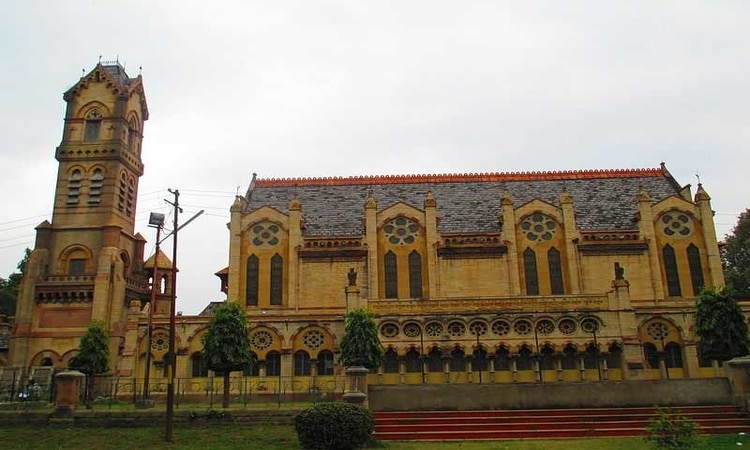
244,166,683,236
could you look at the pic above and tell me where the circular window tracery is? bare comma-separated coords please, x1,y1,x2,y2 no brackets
491,320,511,336
447,321,466,337
559,319,577,335
403,323,422,338
514,320,532,336
469,321,488,336
251,330,274,350
303,330,325,349
647,322,669,340
581,318,599,334
380,323,399,338
521,213,557,242
425,322,444,337
151,331,169,352
660,211,693,238
251,221,281,247
536,319,555,336
383,217,419,245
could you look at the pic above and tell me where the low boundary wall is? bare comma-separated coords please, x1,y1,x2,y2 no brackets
369,378,733,412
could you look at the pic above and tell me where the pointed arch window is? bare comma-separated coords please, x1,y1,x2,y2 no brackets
246,255,259,306
293,350,311,376
270,254,283,305
405,348,421,373
548,247,564,295
88,169,103,205
384,251,398,299
84,109,102,142
449,348,466,372
663,245,681,296
317,350,334,376
191,353,208,377
665,343,684,368
384,349,399,373
408,250,422,298
265,351,281,376
523,248,539,295
67,170,82,205
427,347,443,372
687,244,704,296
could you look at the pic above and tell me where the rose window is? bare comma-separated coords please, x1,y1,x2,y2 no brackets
661,211,692,238
469,321,488,336
403,322,422,338
447,321,466,337
491,320,511,336
425,322,444,337
303,330,325,349
581,318,600,334
559,319,577,335
251,330,273,350
647,322,669,340
380,323,399,338
513,320,532,335
151,331,169,352
383,217,419,245
536,319,555,336
251,221,281,246
520,213,557,242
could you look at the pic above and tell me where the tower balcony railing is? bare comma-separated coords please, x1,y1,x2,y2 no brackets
38,275,95,285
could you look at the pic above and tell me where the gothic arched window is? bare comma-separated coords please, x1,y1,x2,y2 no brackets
408,250,422,298
384,251,398,299
270,253,283,305
246,255,259,306
687,244,704,296
663,245,681,296
523,248,539,295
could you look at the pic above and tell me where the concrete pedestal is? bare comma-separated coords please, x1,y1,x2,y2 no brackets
53,370,85,417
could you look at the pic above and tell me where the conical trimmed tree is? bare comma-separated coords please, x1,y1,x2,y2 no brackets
339,308,384,369
202,302,254,408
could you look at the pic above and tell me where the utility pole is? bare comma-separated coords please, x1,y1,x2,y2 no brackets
140,212,165,408
165,189,181,442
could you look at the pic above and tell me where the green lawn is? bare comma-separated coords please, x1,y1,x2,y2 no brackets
0,424,743,450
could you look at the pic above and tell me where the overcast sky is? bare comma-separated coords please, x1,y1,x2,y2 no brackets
1,2,748,314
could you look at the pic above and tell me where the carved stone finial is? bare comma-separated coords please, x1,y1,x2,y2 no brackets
501,189,514,206
424,191,436,208
289,196,302,211
365,196,377,209
559,191,573,205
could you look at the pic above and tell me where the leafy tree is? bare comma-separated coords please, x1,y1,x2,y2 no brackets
695,287,749,362
201,301,254,408
722,209,750,297
0,248,30,317
69,320,110,408
339,308,384,369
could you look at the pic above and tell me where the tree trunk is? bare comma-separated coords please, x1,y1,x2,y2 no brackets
223,371,231,409
85,374,94,409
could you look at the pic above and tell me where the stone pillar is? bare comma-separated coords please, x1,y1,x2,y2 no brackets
424,192,440,297
559,192,582,293
342,366,369,406
54,370,85,416
694,185,725,287
501,193,520,295
637,189,665,301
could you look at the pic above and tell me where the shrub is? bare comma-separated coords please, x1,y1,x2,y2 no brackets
294,402,375,450
644,408,700,450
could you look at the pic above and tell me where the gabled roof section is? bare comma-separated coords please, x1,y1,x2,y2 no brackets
63,61,149,119
243,166,682,236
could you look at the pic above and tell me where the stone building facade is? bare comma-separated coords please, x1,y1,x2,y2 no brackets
7,63,728,397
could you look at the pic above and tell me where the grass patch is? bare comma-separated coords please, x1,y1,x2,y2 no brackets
0,424,742,450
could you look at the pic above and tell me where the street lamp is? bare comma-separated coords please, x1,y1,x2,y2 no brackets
141,212,164,407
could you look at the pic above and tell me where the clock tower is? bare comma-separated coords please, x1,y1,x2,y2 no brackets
11,61,150,371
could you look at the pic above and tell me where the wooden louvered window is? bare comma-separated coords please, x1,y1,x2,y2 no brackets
663,245,682,296
523,248,539,295
384,251,398,299
270,254,283,305
548,247,564,295
687,244,704,296
408,250,422,298
246,255,259,306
